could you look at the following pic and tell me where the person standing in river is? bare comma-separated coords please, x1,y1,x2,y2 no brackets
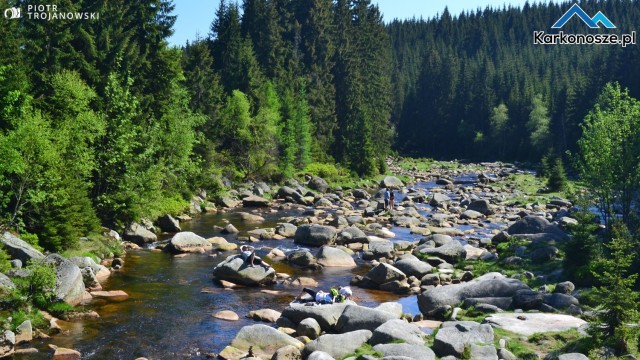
389,189,395,210
384,187,391,210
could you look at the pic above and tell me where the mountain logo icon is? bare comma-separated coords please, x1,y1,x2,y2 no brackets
3,7,20,19
551,3,616,29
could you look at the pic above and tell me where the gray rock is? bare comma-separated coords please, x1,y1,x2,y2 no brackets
416,241,466,264
308,176,329,193
276,186,305,204
470,344,498,360
335,305,400,333
0,273,15,290
363,263,407,286
294,225,337,247
467,199,493,215
212,254,275,286
474,303,501,313
230,324,303,358
369,319,425,346
392,216,421,227
123,223,157,245
44,254,85,305
79,267,100,289
498,348,518,360
530,246,559,263
303,330,372,359
307,351,335,360
374,302,404,318
364,239,395,260
508,216,569,239
222,223,239,234
352,189,369,199
15,320,32,344
0,330,15,359
218,196,240,208
337,226,368,244
373,343,436,360
461,210,484,220
281,303,349,331
513,289,544,309
271,344,302,360
558,354,589,360
0,232,45,264
69,257,108,279
287,250,319,269
297,317,321,340
157,214,181,233
418,273,529,318
276,223,297,238
316,246,355,267
380,176,404,189
433,321,494,358
243,195,271,207
543,293,579,309
10,259,21,269
165,232,212,253
554,281,575,295
393,256,433,279
430,193,452,208
422,234,453,247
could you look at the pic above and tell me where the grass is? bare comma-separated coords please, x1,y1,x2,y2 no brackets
61,231,124,262
338,343,384,360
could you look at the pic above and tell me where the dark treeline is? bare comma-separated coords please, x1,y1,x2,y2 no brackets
390,0,640,161
1,0,639,251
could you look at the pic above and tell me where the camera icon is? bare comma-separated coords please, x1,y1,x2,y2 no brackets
4,7,21,19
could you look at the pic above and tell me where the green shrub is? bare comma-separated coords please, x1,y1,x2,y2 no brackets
547,158,568,192
18,232,43,252
10,308,46,331
0,247,10,273
302,162,341,182
46,302,74,317
21,261,57,308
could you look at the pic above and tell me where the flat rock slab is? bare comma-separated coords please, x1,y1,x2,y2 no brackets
485,313,587,336
213,310,239,321
90,290,129,301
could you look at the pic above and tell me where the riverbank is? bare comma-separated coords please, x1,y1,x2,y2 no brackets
0,158,598,359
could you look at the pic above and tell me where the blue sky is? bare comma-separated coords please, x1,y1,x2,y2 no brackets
169,0,566,46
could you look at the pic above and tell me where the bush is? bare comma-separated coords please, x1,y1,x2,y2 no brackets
46,302,73,317
547,158,568,192
21,261,57,308
302,162,341,182
0,247,10,273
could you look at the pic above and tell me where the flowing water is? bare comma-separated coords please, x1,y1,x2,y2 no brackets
15,178,493,359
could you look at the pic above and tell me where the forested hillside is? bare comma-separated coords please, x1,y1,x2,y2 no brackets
0,0,638,251
390,0,640,160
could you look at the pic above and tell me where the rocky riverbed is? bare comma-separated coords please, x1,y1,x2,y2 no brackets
0,160,593,359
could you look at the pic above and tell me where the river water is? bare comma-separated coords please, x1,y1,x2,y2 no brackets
16,175,496,359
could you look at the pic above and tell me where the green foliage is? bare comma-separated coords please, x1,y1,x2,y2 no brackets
338,343,383,360
0,247,10,273
20,260,57,309
576,82,640,229
527,94,551,154
10,308,46,332
589,222,640,355
563,207,601,286
302,163,340,182
46,302,74,317
546,158,568,192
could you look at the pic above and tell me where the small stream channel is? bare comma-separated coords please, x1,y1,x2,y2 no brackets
16,175,494,359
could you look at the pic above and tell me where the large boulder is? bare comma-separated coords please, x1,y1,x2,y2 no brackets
335,304,400,333
316,246,355,267
363,263,407,287
276,186,306,204
433,321,494,358
0,330,14,359
44,254,85,305
157,214,181,233
558,354,589,360
287,250,319,269
69,257,110,282
294,225,337,247
242,195,271,208
0,273,15,291
0,232,44,264
507,216,569,240
276,223,297,238
484,313,587,336
230,324,303,359
363,239,395,260
415,240,466,264
418,273,530,318
336,226,367,244
308,176,330,193
165,232,212,253
122,223,157,245
393,255,433,278
470,344,498,360
369,319,426,346
373,343,436,360
430,193,452,208
467,199,493,215
380,176,404,189
212,254,276,286
280,303,349,331
303,330,372,359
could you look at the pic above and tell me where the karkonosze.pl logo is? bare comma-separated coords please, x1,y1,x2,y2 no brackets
534,3,636,47
3,4,99,20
